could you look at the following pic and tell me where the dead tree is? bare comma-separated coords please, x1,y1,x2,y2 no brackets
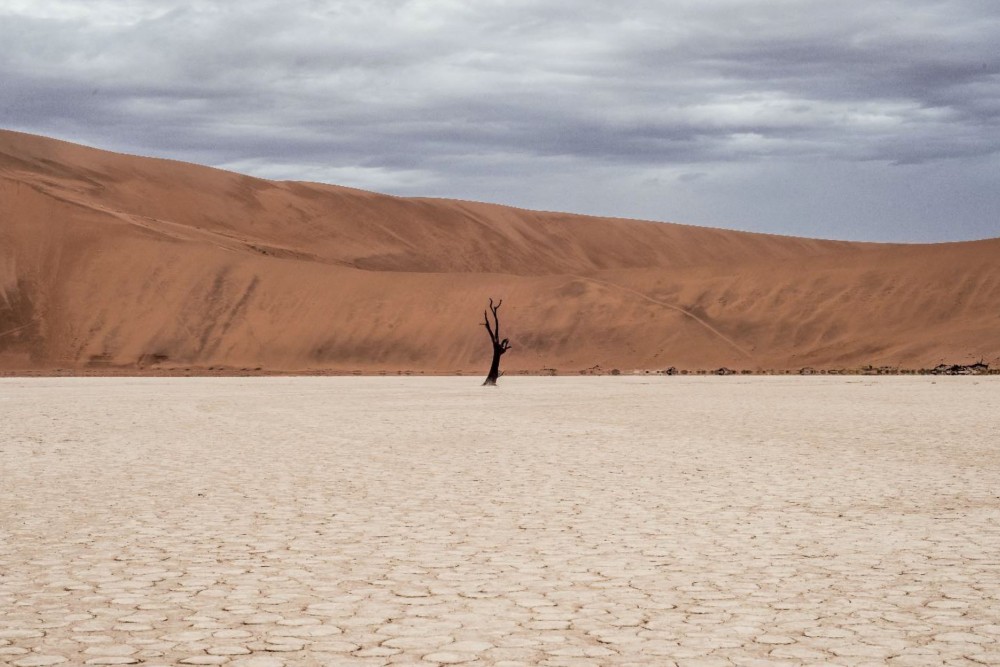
482,298,511,386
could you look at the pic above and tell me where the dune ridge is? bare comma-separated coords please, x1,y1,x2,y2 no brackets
1,129,998,374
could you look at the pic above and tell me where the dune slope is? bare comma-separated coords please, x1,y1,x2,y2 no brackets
1,129,998,373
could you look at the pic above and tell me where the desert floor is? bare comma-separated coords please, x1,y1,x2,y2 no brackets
1,377,999,667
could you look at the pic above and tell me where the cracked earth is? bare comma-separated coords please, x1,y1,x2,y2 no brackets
1,376,999,666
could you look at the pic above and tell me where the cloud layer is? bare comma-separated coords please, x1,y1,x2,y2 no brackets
2,0,999,241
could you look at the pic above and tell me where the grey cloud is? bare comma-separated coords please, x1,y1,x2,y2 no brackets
1,0,998,241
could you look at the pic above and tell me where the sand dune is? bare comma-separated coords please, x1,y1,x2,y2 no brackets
1,129,998,373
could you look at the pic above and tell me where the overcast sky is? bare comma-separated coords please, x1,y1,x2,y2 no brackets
2,0,999,242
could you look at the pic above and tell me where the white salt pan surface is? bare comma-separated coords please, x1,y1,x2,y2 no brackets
1,376,999,666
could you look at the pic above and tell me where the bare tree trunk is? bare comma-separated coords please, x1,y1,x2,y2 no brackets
484,347,503,386
482,298,510,386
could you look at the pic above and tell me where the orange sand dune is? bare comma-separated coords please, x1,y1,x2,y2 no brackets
1,129,998,374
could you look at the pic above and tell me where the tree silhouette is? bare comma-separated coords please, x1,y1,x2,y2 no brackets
482,298,511,386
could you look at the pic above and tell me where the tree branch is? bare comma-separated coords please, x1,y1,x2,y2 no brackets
489,298,502,340
483,309,497,343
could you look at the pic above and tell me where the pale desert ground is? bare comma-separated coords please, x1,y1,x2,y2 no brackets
2,377,1000,667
